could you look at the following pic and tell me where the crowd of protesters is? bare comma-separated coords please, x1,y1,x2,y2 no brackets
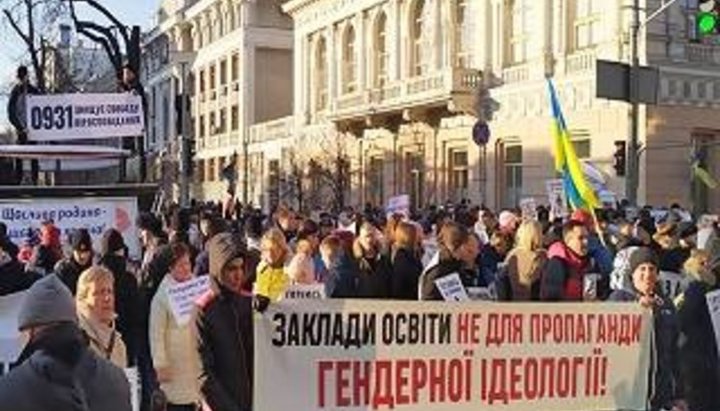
0,198,718,411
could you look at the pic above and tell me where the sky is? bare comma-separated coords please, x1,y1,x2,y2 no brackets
0,1,158,127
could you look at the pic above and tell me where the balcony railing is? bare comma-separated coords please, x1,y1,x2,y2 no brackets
501,64,529,84
565,50,597,74
687,43,720,65
248,116,294,143
328,67,481,120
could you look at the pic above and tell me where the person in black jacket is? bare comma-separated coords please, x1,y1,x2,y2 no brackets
420,222,480,300
677,251,720,411
6,65,39,184
608,248,687,411
390,221,423,300
0,240,39,296
196,232,254,411
335,223,392,298
54,228,93,295
99,228,140,367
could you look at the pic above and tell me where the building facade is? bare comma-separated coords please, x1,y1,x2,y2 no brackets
142,0,293,205
278,0,720,212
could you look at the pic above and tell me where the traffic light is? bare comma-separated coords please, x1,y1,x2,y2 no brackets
698,0,720,35
613,141,627,177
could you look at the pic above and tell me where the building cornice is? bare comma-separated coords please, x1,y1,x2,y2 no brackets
282,0,321,16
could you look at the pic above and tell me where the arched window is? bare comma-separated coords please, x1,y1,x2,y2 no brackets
343,24,357,93
375,12,389,87
411,0,428,76
315,37,328,110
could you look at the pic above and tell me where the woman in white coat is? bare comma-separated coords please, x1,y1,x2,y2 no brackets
150,242,202,410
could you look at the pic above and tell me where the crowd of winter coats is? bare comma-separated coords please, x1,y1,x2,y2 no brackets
0,200,719,411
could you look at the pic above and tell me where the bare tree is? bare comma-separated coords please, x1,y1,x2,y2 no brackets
2,0,67,92
303,131,354,213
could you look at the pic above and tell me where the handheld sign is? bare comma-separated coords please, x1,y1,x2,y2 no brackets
545,179,568,219
26,93,145,141
434,273,470,302
519,198,538,221
166,276,211,326
386,194,410,218
706,289,720,360
283,283,326,301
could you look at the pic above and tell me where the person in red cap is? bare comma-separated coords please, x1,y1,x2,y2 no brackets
570,209,613,277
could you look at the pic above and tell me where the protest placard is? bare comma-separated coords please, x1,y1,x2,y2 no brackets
283,283,327,300
386,195,410,217
0,197,140,260
27,93,145,141
706,289,720,360
166,276,211,326
0,292,26,375
124,367,140,411
434,274,469,302
519,198,538,220
545,179,568,219
255,300,652,411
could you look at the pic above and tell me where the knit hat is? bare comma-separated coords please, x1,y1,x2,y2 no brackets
628,247,659,275
70,228,92,252
498,210,519,231
208,233,246,281
101,228,126,255
17,275,77,331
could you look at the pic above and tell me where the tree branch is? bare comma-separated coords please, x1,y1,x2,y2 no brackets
71,0,129,45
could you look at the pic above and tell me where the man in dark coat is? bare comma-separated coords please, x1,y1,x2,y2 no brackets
196,232,254,411
6,65,39,184
0,275,131,411
541,220,591,301
608,248,687,411
677,252,720,411
99,228,140,366
54,228,93,295
0,240,39,296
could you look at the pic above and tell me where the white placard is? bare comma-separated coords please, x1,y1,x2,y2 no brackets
283,283,327,300
0,197,140,260
706,289,720,360
519,198,538,220
166,276,212,326
659,271,686,301
545,179,568,219
434,273,469,302
467,286,495,301
27,93,144,141
386,194,410,217
0,292,26,374
124,367,140,411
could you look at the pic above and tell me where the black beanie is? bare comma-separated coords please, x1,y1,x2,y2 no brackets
101,229,126,256
70,229,92,252
629,247,658,275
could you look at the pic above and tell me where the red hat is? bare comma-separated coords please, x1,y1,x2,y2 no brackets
570,209,593,229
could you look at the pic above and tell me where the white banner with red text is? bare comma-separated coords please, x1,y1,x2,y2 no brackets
255,300,652,411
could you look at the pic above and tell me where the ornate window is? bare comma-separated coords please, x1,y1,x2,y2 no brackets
315,36,328,110
375,12,389,87
573,0,602,50
343,24,357,93
411,0,429,75
507,0,529,65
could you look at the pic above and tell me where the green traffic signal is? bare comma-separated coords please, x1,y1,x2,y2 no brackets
698,12,718,35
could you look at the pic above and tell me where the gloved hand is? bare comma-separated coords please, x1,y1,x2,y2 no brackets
253,295,271,313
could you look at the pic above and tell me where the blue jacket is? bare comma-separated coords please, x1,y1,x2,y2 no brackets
608,289,683,411
588,234,613,275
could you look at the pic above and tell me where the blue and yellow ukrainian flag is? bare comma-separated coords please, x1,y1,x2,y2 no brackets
547,78,600,211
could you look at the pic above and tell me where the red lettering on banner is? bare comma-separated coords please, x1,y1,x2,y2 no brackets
509,358,523,401
631,314,642,344
600,355,608,396
410,360,428,403
572,356,583,397
395,360,411,405
529,314,541,343
464,359,472,402
524,358,539,400
318,361,333,408
336,361,352,406
480,359,488,401
488,359,508,405
597,315,607,343
540,358,555,398
542,314,552,343
576,314,587,343
456,314,481,345
556,358,570,398
447,359,463,402
429,359,446,403
512,314,523,344
353,361,371,406
372,361,395,409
